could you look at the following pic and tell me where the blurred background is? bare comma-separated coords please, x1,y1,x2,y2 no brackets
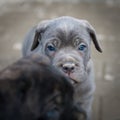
0,0,120,120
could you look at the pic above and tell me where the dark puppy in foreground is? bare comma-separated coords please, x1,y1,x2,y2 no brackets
0,54,85,120
22,16,102,120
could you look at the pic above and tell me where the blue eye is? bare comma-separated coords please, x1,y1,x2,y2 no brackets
78,44,86,51
47,44,56,51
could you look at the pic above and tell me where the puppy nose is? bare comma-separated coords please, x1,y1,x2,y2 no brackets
62,63,75,74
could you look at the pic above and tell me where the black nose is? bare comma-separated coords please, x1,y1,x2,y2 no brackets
62,63,75,74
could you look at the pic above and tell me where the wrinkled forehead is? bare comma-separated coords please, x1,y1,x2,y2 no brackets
43,19,90,44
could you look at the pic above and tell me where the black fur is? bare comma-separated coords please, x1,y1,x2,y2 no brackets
0,54,86,120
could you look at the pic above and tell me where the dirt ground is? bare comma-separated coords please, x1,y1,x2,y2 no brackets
0,1,120,120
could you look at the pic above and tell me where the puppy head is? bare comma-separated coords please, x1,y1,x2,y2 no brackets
27,16,102,84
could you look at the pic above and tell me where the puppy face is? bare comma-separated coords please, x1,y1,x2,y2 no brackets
0,54,85,120
29,17,102,84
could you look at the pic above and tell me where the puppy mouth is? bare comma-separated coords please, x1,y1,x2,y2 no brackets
64,73,79,85
69,78,79,85
70,78,78,85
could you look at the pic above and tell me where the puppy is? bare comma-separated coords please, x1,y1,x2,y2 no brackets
0,54,86,120
22,16,102,120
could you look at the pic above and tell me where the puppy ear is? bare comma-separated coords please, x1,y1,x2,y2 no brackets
82,20,102,53
31,20,49,51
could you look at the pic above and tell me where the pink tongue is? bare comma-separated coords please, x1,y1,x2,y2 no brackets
64,73,78,84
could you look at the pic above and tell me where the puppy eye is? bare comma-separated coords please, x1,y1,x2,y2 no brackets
78,43,87,51
47,44,56,51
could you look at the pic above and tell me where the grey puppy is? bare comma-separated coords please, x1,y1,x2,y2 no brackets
22,16,102,120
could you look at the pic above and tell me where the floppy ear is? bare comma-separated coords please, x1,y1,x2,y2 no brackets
31,20,49,51
82,20,102,53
